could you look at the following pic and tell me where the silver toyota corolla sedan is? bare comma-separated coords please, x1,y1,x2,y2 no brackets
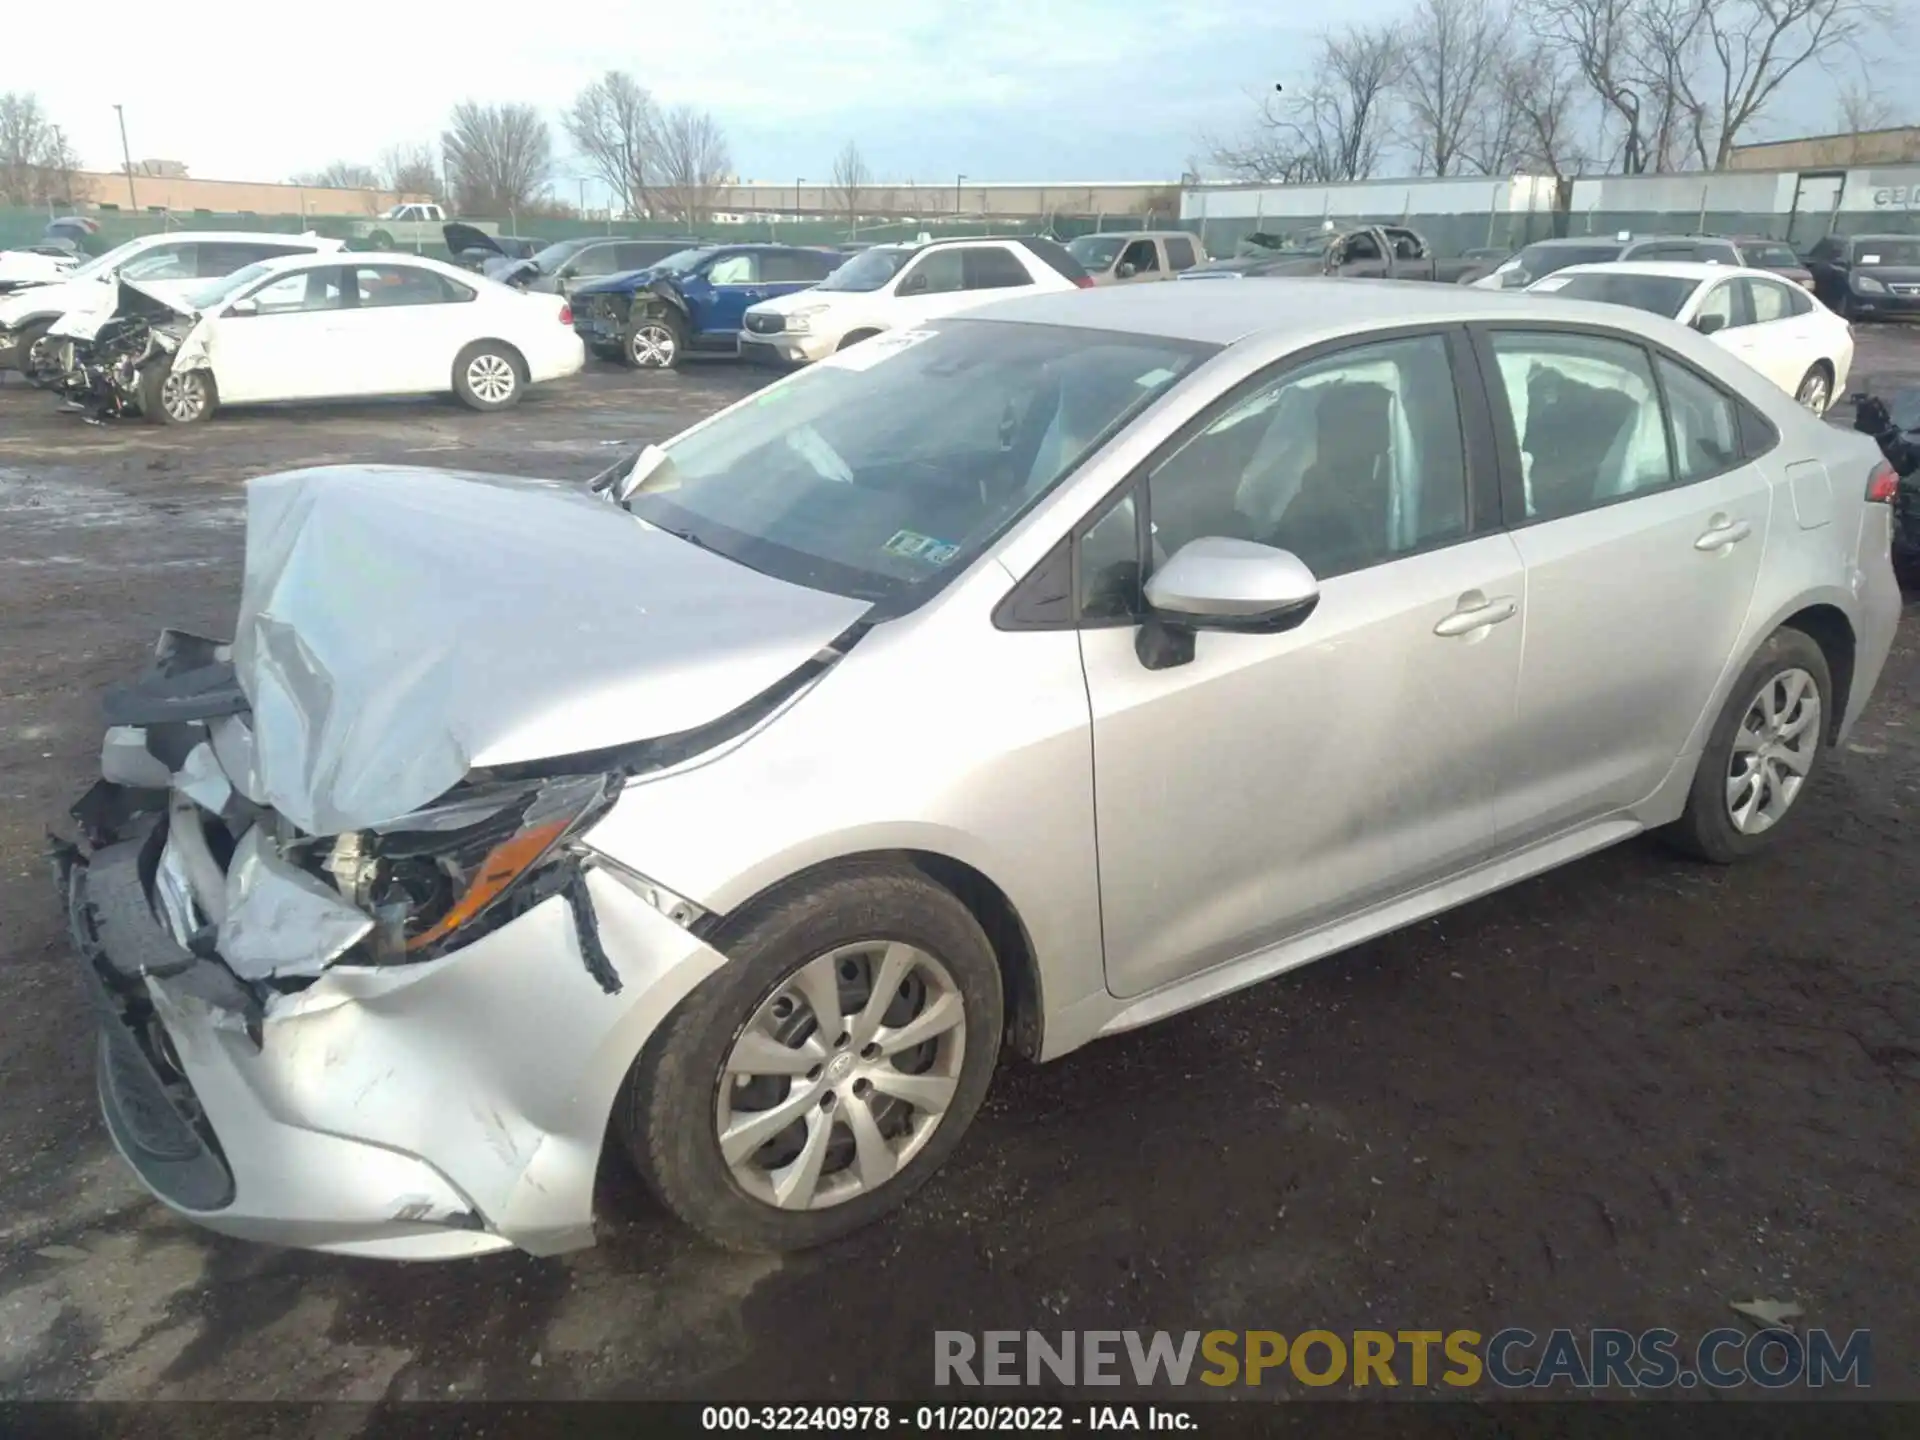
58,282,1903,1259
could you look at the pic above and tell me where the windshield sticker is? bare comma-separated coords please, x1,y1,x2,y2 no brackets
1861,253,1882,264
884,529,960,565
819,328,935,373
1531,276,1571,291
1133,367,1178,388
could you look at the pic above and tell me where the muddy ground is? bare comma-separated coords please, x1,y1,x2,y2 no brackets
1,340,1916,1404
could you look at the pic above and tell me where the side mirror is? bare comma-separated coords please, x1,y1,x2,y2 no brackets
1116,262,1137,279
1694,312,1727,335
225,297,258,317
1136,537,1321,670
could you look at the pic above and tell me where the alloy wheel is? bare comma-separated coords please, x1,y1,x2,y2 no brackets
630,323,676,368
715,941,966,1212
465,353,517,404
1796,370,1831,415
1725,667,1820,835
161,373,207,423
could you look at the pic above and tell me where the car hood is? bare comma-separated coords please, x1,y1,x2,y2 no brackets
571,266,675,297
0,248,77,289
443,222,503,258
0,274,104,325
231,464,871,835
747,287,838,316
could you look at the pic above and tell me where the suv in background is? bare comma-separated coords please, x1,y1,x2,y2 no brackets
1474,233,1740,289
738,236,1092,366
493,237,708,295
570,243,843,369
1067,231,1203,285
0,231,346,375
1728,236,1814,290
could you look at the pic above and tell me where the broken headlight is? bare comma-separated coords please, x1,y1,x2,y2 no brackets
339,772,619,959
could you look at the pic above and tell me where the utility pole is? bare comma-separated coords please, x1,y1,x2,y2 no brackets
113,104,137,210
955,173,966,221
795,176,804,219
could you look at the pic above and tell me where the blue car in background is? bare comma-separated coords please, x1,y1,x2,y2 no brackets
570,243,843,369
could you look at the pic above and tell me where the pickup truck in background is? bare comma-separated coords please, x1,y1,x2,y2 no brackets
344,204,500,252
1179,225,1499,284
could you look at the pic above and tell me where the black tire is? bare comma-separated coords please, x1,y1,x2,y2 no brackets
623,310,686,370
451,341,523,411
366,228,395,250
139,366,216,426
16,319,56,387
619,863,1004,1252
1794,362,1834,416
836,329,880,352
1665,627,1832,864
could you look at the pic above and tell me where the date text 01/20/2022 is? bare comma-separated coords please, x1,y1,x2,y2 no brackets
699,1406,1193,1432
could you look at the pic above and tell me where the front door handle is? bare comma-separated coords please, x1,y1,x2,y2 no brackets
1695,516,1753,551
1433,594,1518,637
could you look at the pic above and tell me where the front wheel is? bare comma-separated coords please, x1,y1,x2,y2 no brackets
1665,628,1831,863
624,311,685,370
620,865,1003,1251
140,366,215,425
15,319,55,385
1794,363,1833,415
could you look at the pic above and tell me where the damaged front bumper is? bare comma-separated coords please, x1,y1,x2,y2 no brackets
55,633,730,1260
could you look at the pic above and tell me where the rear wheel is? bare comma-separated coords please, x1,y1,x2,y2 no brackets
1665,628,1831,864
624,311,685,370
140,366,215,425
1794,362,1833,415
452,341,522,410
619,865,1003,1251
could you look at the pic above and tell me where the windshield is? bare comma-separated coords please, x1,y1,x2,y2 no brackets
653,247,713,274
68,238,151,282
1502,242,1623,287
527,238,593,273
1742,242,1801,268
624,320,1212,603
184,263,272,310
1856,239,1920,266
1068,236,1126,269
818,247,911,292
1534,271,1698,318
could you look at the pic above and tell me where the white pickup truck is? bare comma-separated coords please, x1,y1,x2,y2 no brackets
346,204,498,251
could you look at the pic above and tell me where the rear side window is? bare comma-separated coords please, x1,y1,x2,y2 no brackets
1657,358,1741,483
1485,331,1672,521
1742,278,1796,324
352,264,473,305
762,250,837,283
964,246,1033,289
1166,236,1197,270
569,245,621,277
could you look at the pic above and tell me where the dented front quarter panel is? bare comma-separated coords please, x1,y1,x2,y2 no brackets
143,868,728,1256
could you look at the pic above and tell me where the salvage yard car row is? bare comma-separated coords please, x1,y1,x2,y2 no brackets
1,220,1913,424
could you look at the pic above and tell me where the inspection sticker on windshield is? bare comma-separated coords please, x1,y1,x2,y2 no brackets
820,329,935,373
1530,276,1571,291
884,530,959,565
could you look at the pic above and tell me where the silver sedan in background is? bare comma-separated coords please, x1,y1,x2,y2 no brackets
58,282,1902,1258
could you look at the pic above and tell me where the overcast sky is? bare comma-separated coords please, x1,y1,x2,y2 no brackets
13,0,1865,197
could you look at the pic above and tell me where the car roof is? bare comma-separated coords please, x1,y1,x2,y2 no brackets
1544,261,1775,281
1074,231,1195,241
966,276,1704,346
129,230,342,248
234,250,471,280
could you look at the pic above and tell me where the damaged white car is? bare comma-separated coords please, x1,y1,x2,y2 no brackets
56,284,1903,1259
44,252,583,423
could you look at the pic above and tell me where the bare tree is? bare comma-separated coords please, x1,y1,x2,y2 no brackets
827,141,871,232
442,101,552,215
651,106,732,226
0,92,81,206
291,160,383,190
1497,39,1593,177
1833,75,1895,137
1668,0,1890,169
1528,0,1654,171
1400,0,1509,174
564,71,659,218
1207,23,1404,182
381,143,442,201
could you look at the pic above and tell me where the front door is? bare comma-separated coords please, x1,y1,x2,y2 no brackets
1077,330,1524,999
1475,327,1773,846
205,264,351,403
698,253,766,337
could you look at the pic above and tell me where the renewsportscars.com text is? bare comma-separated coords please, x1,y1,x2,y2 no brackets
934,1328,1871,1390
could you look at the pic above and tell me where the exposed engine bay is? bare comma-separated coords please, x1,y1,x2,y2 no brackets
35,279,198,422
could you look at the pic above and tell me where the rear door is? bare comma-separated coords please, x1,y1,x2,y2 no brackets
336,262,480,394
1475,325,1774,845
1734,275,1815,395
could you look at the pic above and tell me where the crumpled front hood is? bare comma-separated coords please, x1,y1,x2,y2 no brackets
571,266,671,297
234,465,871,836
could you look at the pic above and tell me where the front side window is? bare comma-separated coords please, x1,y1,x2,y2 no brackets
1487,331,1672,521
623,320,1210,603
898,248,965,296
705,254,761,285
1119,239,1160,274
1343,232,1383,263
119,243,197,282
819,247,910,292
1142,334,1469,585
1693,280,1743,331
1067,235,1126,272
1658,358,1741,484
963,246,1031,289
240,267,344,315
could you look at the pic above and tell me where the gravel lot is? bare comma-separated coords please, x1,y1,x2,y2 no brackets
1,334,1916,1403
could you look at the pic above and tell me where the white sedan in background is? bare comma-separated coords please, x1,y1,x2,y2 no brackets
1526,262,1851,414
136,252,584,424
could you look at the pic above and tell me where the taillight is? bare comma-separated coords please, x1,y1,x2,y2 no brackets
1867,460,1899,504
558,303,573,325
1073,274,1095,289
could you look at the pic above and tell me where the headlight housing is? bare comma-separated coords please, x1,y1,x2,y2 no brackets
1854,273,1888,294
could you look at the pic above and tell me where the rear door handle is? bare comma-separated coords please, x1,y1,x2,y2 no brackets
1695,517,1753,551
1433,594,1518,637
